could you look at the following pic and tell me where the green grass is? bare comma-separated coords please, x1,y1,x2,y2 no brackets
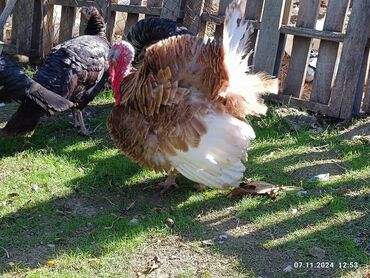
0,94,369,277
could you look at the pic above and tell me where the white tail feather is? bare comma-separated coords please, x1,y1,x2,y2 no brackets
168,113,255,189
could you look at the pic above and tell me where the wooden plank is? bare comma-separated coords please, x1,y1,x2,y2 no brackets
281,0,292,25
284,0,321,98
59,6,76,43
79,10,87,35
200,12,224,25
214,0,231,38
329,0,370,120
95,0,114,41
364,28,370,114
31,0,43,57
280,26,344,42
123,0,141,38
198,18,369,48
112,4,162,15
353,27,370,115
274,0,293,76
0,0,5,40
43,3,54,56
112,4,162,16
49,0,94,7
201,12,261,28
95,0,109,17
146,0,162,18
244,0,264,65
310,0,349,105
0,0,17,41
200,0,217,37
13,0,34,54
54,0,165,18
245,0,263,20
266,94,336,117
107,0,118,41
161,0,182,20
183,0,206,35
254,0,285,75
363,63,370,113
147,0,162,8
353,43,369,115
280,26,370,47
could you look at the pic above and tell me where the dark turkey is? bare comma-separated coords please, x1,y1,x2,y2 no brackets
126,17,193,67
4,6,110,136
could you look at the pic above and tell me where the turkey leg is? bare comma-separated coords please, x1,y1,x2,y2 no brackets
72,110,80,128
76,110,90,136
158,172,178,194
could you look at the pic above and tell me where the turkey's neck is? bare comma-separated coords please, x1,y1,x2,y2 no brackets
111,63,130,106
84,16,106,36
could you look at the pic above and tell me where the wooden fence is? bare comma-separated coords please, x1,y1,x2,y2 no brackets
1,0,370,120
0,0,187,57
195,0,370,120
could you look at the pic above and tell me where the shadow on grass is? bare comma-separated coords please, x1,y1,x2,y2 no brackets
0,104,369,277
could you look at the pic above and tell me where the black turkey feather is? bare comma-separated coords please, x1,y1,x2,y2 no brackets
126,17,193,66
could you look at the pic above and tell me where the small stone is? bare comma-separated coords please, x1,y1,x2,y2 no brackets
128,218,140,226
47,244,55,248
201,239,214,246
291,208,298,215
215,234,228,245
297,191,308,198
165,218,175,227
8,262,15,266
283,265,294,273
31,184,40,192
309,173,330,183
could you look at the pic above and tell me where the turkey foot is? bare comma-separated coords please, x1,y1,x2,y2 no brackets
157,172,178,194
145,172,178,194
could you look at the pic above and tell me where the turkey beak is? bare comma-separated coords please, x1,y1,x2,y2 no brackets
109,50,119,68
109,55,116,68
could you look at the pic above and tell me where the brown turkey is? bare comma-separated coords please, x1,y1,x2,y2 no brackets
108,0,278,193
